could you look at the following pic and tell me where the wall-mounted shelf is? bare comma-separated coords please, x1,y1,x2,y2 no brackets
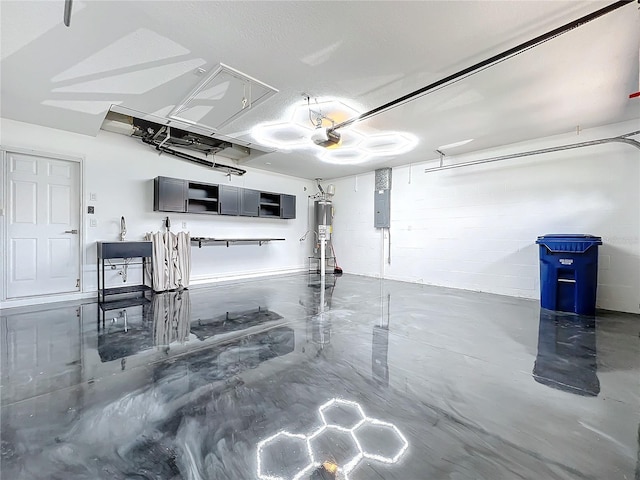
191,237,285,248
98,293,151,310
153,176,295,219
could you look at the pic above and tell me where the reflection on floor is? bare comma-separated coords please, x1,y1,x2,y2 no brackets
1,273,638,479
533,310,600,396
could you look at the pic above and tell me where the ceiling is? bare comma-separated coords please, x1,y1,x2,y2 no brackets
1,1,638,180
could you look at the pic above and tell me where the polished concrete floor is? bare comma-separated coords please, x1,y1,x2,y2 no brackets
1,274,638,480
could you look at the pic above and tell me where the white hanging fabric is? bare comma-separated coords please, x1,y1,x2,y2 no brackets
152,290,191,346
176,231,191,287
145,231,191,291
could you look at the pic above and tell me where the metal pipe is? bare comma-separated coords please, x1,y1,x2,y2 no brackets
424,131,640,174
63,0,72,27
157,126,171,150
120,216,127,242
320,237,326,279
333,1,631,131
387,227,391,265
141,136,247,175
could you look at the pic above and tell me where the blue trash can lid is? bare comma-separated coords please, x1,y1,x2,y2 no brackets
535,234,602,253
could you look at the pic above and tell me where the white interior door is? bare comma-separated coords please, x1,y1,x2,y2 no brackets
6,152,80,298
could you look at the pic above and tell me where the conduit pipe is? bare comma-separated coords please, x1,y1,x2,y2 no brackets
141,136,247,175
424,131,640,174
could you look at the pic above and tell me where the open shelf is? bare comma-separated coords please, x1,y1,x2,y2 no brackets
259,192,281,217
188,181,219,214
102,284,152,296
99,295,151,310
191,237,285,247
189,182,219,197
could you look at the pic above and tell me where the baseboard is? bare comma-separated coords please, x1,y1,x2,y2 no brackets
0,268,306,310
189,266,307,287
0,291,96,311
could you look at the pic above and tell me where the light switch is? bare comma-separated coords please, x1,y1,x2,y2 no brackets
89,192,97,201
90,219,98,227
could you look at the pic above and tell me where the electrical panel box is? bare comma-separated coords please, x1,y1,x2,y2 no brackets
374,189,390,228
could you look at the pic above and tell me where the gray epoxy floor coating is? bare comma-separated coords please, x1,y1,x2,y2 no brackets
1,274,638,480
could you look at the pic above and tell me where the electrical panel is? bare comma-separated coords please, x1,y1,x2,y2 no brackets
374,189,390,228
374,168,392,228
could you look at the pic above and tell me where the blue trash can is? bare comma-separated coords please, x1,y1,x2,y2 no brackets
535,234,602,315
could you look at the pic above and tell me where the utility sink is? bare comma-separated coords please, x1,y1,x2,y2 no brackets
97,241,152,259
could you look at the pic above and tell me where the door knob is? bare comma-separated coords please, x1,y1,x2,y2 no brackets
64,229,78,234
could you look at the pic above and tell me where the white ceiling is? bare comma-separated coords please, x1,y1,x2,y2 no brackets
1,1,638,180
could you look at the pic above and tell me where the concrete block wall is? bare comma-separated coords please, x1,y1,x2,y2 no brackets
330,120,640,314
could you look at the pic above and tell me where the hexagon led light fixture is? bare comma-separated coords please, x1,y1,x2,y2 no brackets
252,122,315,150
333,129,364,149
251,98,418,163
320,148,370,165
361,132,418,156
256,398,408,480
290,100,361,130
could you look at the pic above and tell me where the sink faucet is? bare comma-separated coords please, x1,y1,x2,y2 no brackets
120,216,127,241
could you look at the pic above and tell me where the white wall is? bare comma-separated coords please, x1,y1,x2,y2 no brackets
330,120,640,314
0,118,315,304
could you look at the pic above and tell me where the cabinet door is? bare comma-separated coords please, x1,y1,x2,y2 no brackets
280,194,296,219
240,188,260,217
219,185,240,215
154,177,187,212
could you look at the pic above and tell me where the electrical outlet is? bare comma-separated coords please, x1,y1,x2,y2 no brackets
90,218,98,227
182,221,187,229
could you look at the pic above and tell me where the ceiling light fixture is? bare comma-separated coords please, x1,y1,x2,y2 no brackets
320,148,370,165
251,98,418,163
252,122,315,151
311,128,341,147
361,132,418,156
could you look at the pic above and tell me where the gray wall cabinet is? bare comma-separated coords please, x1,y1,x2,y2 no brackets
219,185,240,215
240,189,260,217
154,176,187,212
154,176,295,219
281,194,296,219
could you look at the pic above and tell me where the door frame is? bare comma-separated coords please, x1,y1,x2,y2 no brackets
0,146,85,303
